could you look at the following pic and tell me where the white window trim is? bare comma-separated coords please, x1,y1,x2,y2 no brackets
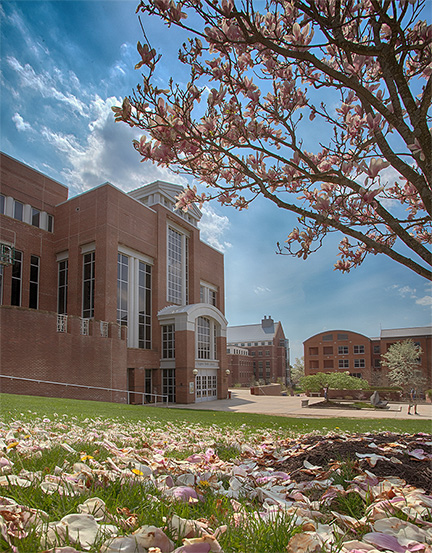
81,242,96,254
118,244,153,265
200,281,218,305
56,251,69,262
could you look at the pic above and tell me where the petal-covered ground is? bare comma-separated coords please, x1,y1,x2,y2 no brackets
0,415,431,552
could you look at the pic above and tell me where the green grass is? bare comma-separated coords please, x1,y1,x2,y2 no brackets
0,393,426,435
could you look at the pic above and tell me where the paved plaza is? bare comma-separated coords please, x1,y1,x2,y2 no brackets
172,388,432,421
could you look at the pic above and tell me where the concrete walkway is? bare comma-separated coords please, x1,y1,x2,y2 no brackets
171,388,432,421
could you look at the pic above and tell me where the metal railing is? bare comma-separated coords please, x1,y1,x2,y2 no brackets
0,374,169,406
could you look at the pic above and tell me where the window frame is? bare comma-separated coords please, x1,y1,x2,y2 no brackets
31,208,41,228
117,253,128,327
11,250,23,306
82,251,95,318
13,200,23,221
162,324,175,359
29,255,40,309
196,316,219,361
167,225,189,305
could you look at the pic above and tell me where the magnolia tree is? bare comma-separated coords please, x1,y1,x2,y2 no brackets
290,356,305,387
381,338,425,389
114,0,432,280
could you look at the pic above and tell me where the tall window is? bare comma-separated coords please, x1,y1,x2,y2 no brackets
197,317,219,360
57,260,68,314
47,214,54,233
117,253,128,326
117,251,152,349
0,195,4,214
14,200,23,221
162,324,175,359
31,208,40,227
167,226,188,305
162,369,176,402
197,317,211,359
0,265,3,305
138,261,151,349
29,255,39,309
82,251,95,318
11,250,22,306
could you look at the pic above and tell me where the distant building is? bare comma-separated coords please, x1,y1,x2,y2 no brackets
0,152,228,404
227,316,290,385
304,326,431,389
226,346,254,387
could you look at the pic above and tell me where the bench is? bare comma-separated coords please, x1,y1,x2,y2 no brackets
301,399,309,408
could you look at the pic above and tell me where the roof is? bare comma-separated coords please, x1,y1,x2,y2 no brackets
128,180,202,222
227,322,280,343
380,326,432,339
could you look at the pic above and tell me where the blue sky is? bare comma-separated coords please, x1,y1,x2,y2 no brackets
1,0,431,362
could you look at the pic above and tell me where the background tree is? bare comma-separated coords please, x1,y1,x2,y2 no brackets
290,357,305,387
114,0,431,280
300,371,369,400
381,339,424,390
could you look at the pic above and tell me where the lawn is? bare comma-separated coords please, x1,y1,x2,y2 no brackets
0,393,430,553
0,392,427,434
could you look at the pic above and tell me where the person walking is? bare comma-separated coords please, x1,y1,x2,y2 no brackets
408,387,418,415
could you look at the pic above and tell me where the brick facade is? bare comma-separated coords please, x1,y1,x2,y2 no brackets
304,327,431,389
0,153,228,404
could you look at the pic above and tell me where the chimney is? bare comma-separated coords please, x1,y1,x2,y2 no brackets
261,315,274,330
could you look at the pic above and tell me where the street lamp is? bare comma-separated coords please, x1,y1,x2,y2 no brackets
225,369,230,376
193,369,198,376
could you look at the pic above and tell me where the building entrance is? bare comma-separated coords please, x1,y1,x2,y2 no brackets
195,369,217,402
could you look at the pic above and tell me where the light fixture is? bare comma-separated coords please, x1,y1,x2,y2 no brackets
193,369,198,376
225,369,231,376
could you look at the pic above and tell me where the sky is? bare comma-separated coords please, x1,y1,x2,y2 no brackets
1,0,431,363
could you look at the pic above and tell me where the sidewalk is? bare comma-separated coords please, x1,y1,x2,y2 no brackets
171,388,432,421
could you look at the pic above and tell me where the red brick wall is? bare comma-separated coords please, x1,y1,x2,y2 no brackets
1,152,68,210
0,306,127,402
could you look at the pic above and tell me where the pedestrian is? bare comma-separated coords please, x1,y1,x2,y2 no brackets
408,387,418,415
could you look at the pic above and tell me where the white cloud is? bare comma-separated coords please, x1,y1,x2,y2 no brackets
6,50,188,194
198,205,232,252
6,56,88,117
416,295,432,306
387,284,417,298
397,285,417,297
50,95,187,194
12,112,32,132
386,283,432,309
254,286,271,295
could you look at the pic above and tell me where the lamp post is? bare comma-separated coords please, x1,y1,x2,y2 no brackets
225,369,231,399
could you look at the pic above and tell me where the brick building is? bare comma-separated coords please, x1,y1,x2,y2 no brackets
304,326,431,389
0,152,228,404
227,316,290,385
226,346,254,387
